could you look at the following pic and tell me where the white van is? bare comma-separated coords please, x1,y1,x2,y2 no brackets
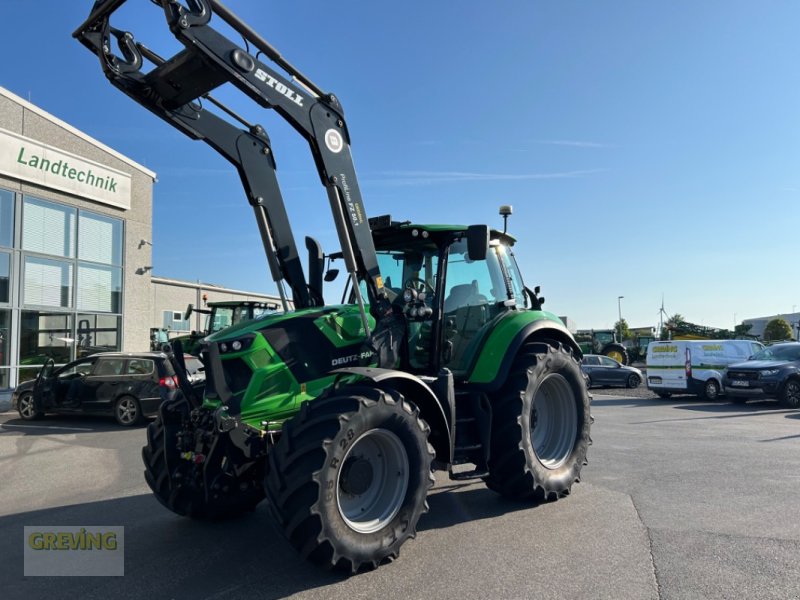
646,340,764,400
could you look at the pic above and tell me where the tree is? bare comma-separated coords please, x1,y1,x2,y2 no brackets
614,318,631,341
763,318,793,342
665,313,685,328
734,323,753,338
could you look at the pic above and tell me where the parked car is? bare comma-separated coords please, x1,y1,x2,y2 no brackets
12,352,181,426
724,342,800,407
581,354,643,388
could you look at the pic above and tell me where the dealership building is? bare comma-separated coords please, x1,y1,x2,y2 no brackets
0,87,279,388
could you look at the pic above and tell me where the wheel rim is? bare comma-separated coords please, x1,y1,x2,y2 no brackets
607,350,623,363
531,373,578,470
19,394,35,418
336,429,409,534
629,375,639,388
706,381,718,399
117,398,137,424
787,382,800,406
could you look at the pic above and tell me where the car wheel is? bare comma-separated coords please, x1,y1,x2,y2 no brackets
780,379,800,409
17,392,43,420
115,396,143,427
626,374,640,389
702,379,720,401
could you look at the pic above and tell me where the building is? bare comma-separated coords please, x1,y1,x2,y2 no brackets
0,86,158,386
741,312,800,341
0,87,281,388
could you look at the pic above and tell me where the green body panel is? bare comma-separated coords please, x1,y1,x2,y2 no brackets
206,304,374,429
468,309,566,384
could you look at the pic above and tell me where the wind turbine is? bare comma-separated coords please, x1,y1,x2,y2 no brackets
658,294,669,338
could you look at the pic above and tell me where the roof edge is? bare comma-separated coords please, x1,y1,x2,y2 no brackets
0,86,157,179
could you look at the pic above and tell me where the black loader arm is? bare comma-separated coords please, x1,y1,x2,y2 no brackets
73,0,387,325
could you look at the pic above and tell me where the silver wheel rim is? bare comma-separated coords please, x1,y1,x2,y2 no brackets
531,373,578,470
336,429,409,534
706,381,718,399
117,398,137,424
19,394,35,418
788,382,800,405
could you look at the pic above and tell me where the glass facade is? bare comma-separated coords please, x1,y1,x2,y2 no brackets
0,187,124,387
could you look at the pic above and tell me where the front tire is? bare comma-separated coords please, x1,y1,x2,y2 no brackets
485,343,591,502
780,379,800,408
701,379,720,401
17,392,43,420
265,386,434,572
626,373,641,389
142,400,265,519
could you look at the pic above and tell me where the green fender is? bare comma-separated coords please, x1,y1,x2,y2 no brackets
468,310,581,390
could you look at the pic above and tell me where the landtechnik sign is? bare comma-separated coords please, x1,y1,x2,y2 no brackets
0,128,131,210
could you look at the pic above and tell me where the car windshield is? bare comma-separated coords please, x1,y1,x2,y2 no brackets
750,345,800,362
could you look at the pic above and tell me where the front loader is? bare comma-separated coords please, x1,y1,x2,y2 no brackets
74,0,592,572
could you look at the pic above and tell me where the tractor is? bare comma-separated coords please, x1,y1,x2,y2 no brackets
172,300,278,356
575,329,629,365
74,0,592,572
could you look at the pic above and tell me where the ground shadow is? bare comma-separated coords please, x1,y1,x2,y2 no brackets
1,413,148,435
419,484,534,531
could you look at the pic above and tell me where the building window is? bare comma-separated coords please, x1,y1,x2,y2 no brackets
0,252,10,304
22,197,76,258
24,256,73,308
77,314,121,358
163,310,190,332
0,189,13,248
79,211,123,266
19,310,73,368
77,264,122,312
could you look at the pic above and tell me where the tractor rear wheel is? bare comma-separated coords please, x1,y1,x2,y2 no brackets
265,386,434,572
485,342,591,502
604,343,629,365
142,400,265,519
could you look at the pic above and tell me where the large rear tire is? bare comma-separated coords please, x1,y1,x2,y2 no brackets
265,386,434,572
485,343,591,502
603,343,629,366
142,400,265,519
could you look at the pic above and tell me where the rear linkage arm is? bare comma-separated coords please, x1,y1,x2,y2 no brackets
74,0,387,327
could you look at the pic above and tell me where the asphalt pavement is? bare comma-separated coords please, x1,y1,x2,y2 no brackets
1,390,798,599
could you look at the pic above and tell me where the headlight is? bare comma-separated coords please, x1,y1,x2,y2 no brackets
760,369,780,377
218,336,255,354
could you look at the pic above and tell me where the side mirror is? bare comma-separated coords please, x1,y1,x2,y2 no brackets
466,225,489,261
184,303,194,321
324,269,340,282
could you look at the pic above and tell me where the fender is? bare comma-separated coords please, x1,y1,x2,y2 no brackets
333,367,452,465
468,312,582,391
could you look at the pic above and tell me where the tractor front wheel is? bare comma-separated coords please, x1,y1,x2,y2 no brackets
142,400,265,519
265,386,434,572
485,342,591,502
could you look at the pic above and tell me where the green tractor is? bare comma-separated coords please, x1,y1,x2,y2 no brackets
171,300,278,356
75,1,592,573
575,329,629,365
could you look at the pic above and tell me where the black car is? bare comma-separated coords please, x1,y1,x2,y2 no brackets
12,352,181,426
581,354,643,388
724,342,800,407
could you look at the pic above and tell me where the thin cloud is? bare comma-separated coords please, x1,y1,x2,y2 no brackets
364,168,607,186
535,139,616,149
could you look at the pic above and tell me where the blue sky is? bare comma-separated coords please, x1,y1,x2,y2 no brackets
2,1,798,330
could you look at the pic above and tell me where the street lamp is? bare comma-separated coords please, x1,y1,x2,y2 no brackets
617,296,624,340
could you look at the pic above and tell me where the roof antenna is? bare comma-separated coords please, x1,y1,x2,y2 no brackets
499,205,513,234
